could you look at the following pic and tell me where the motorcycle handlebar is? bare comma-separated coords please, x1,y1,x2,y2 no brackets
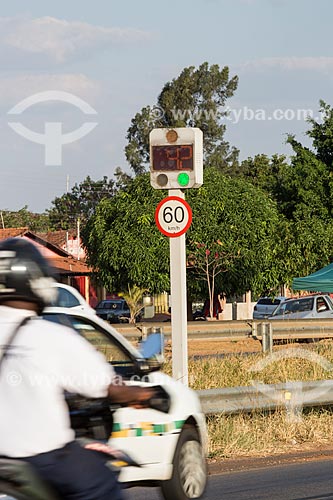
112,385,171,414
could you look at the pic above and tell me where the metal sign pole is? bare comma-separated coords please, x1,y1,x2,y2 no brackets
169,189,188,385
150,128,203,387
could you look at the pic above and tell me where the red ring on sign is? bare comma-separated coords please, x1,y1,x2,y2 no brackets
155,196,192,238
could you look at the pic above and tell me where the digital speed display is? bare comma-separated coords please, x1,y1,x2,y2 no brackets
152,145,193,171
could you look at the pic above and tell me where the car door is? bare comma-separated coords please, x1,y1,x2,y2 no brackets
44,313,178,465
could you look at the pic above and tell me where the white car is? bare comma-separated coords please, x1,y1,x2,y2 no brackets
45,283,96,316
270,294,333,320
253,296,287,319
42,309,208,500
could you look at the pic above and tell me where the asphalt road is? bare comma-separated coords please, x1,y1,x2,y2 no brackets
1,457,333,500
124,459,333,500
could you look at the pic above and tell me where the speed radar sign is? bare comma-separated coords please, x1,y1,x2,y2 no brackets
155,196,192,238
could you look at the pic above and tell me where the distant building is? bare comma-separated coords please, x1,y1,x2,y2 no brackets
0,228,96,305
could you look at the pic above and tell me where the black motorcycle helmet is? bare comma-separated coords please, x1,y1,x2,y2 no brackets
0,238,57,313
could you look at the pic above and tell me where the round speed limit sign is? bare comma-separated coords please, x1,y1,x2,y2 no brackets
155,196,192,238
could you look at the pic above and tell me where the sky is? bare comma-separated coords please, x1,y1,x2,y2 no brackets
1,0,333,213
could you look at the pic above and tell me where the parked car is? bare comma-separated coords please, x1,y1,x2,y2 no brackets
253,296,287,319
42,308,207,500
46,283,96,316
192,308,206,321
95,298,131,323
270,294,333,320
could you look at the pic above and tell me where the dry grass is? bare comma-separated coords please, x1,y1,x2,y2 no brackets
164,341,333,389
207,410,333,458
162,340,333,458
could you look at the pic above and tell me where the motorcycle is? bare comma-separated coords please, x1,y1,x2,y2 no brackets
0,386,170,500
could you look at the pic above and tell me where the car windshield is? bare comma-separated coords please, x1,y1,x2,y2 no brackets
257,298,281,306
43,313,144,376
50,287,80,308
97,301,123,310
325,296,333,307
273,297,314,315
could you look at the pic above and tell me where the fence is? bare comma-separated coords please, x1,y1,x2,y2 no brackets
117,318,333,347
115,320,333,417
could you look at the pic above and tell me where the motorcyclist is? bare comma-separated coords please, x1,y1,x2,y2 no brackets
0,237,155,500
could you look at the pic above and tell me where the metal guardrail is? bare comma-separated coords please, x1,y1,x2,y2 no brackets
117,320,252,341
115,321,333,416
116,318,333,344
197,380,333,416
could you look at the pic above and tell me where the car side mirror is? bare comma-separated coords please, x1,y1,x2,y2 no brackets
318,305,327,312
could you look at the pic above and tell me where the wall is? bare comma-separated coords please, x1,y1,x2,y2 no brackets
216,302,256,321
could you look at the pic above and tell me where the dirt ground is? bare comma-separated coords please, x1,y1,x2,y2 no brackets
170,337,318,357
207,444,333,474
186,338,262,357
161,338,263,358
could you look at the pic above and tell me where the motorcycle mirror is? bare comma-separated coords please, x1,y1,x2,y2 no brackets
140,333,164,359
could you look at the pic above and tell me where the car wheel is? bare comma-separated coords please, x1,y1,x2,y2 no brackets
161,426,207,500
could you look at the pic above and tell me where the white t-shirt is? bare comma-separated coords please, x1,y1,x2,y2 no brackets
0,305,115,457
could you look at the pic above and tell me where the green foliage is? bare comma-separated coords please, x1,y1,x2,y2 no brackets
83,174,169,292
125,62,239,175
84,167,283,298
240,139,333,222
278,215,333,283
240,154,289,199
282,137,332,220
236,107,333,288
187,167,283,297
0,206,50,232
307,100,333,170
47,176,115,230
119,284,147,323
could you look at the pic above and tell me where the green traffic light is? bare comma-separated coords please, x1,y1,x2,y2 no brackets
177,172,190,187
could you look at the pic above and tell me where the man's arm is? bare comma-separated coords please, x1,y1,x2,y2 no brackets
108,383,155,408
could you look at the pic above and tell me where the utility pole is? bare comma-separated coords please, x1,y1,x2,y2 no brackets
77,218,80,260
66,174,69,253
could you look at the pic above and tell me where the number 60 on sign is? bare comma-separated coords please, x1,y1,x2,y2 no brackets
155,196,192,238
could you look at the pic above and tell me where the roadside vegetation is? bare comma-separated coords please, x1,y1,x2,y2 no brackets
163,341,333,458
207,410,333,458
164,342,333,389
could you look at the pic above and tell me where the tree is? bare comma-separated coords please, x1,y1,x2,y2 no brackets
240,154,289,197
125,62,239,175
278,215,333,283
307,100,333,170
187,167,284,298
119,284,147,324
240,139,333,221
0,206,50,232
280,137,332,220
83,174,169,293
84,167,284,299
188,241,237,319
238,136,333,284
47,176,115,230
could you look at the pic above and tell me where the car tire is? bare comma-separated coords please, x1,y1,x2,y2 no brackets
161,426,207,500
